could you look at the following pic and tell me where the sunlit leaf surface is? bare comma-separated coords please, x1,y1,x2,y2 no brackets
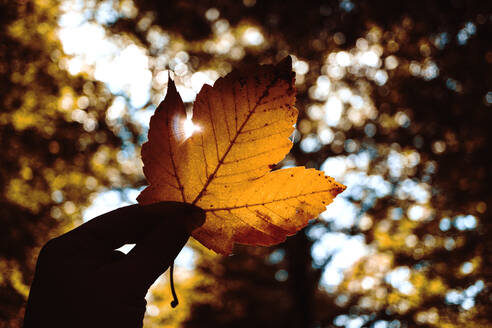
138,58,345,254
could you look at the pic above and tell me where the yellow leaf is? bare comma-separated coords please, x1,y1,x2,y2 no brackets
138,57,346,254
139,78,189,203
194,167,345,253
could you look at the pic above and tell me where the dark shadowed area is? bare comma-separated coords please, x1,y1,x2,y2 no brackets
0,0,491,327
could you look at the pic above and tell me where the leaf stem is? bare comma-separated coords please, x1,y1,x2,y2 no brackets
170,261,179,308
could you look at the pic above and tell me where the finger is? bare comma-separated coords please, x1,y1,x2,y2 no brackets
55,202,203,256
105,208,204,293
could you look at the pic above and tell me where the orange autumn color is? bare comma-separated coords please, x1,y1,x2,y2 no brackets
138,57,346,254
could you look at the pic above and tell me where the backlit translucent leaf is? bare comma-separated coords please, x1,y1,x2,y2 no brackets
194,167,346,253
138,79,189,203
138,57,346,254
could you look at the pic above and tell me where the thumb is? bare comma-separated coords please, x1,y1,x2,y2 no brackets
104,202,205,295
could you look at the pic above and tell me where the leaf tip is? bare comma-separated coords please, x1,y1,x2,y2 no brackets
330,183,347,198
167,75,178,96
278,55,292,70
153,73,185,117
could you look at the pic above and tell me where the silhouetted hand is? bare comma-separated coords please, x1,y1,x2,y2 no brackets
23,202,205,328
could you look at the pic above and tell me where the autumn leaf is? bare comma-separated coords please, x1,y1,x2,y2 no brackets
138,57,346,254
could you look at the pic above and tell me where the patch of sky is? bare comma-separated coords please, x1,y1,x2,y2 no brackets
324,96,344,126
312,233,351,267
95,0,120,25
320,197,358,229
413,260,429,271
373,321,389,328
83,187,197,270
387,150,403,179
486,91,492,104
334,315,367,328
275,269,288,282
445,290,463,305
360,193,377,212
395,178,430,203
94,44,152,108
422,61,439,80
133,107,155,132
445,280,484,310
349,94,364,109
446,78,462,92
58,8,89,27
119,142,136,159
58,8,152,109
344,139,358,153
345,172,392,199
464,22,477,34
83,188,142,221
300,134,322,153
176,84,198,103
407,204,426,221
362,143,379,158
457,22,476,45
267,249,285,265
174,246,198,270
348,151,371,169
425,161,436,174
339,0,355,12
306,224,328,240
391,207,403,221
453,214,477,231
374,69,388,85
117,124,134,141
385,266,414,295
320,152,392,227
106,96,127,123
359,50,380,68
373,320,401,328
58,22,118,60
321,156,348,180
433,32,449,49
347,184,364,201
60,0,120,26
314,234,368,291
461,262,473,274
456,30,468,45
439,217,451,231
321,150,372,180
395,112,411,128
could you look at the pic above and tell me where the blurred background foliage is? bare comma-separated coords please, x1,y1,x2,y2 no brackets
0,0,491,327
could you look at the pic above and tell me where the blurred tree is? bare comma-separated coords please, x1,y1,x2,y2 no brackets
0,1,140,326
1,0,491,327
118,1,490,327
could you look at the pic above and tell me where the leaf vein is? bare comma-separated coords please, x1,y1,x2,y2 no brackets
191,74,284,205
241,118,291,134
206,96,220,162
204,189,333,212
235,127,293,144
165,103,186,202
222,144,287,164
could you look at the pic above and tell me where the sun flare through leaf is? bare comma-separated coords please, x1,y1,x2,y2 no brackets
138,57,346,254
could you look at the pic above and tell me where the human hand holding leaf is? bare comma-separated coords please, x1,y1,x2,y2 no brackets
138,57,345,255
